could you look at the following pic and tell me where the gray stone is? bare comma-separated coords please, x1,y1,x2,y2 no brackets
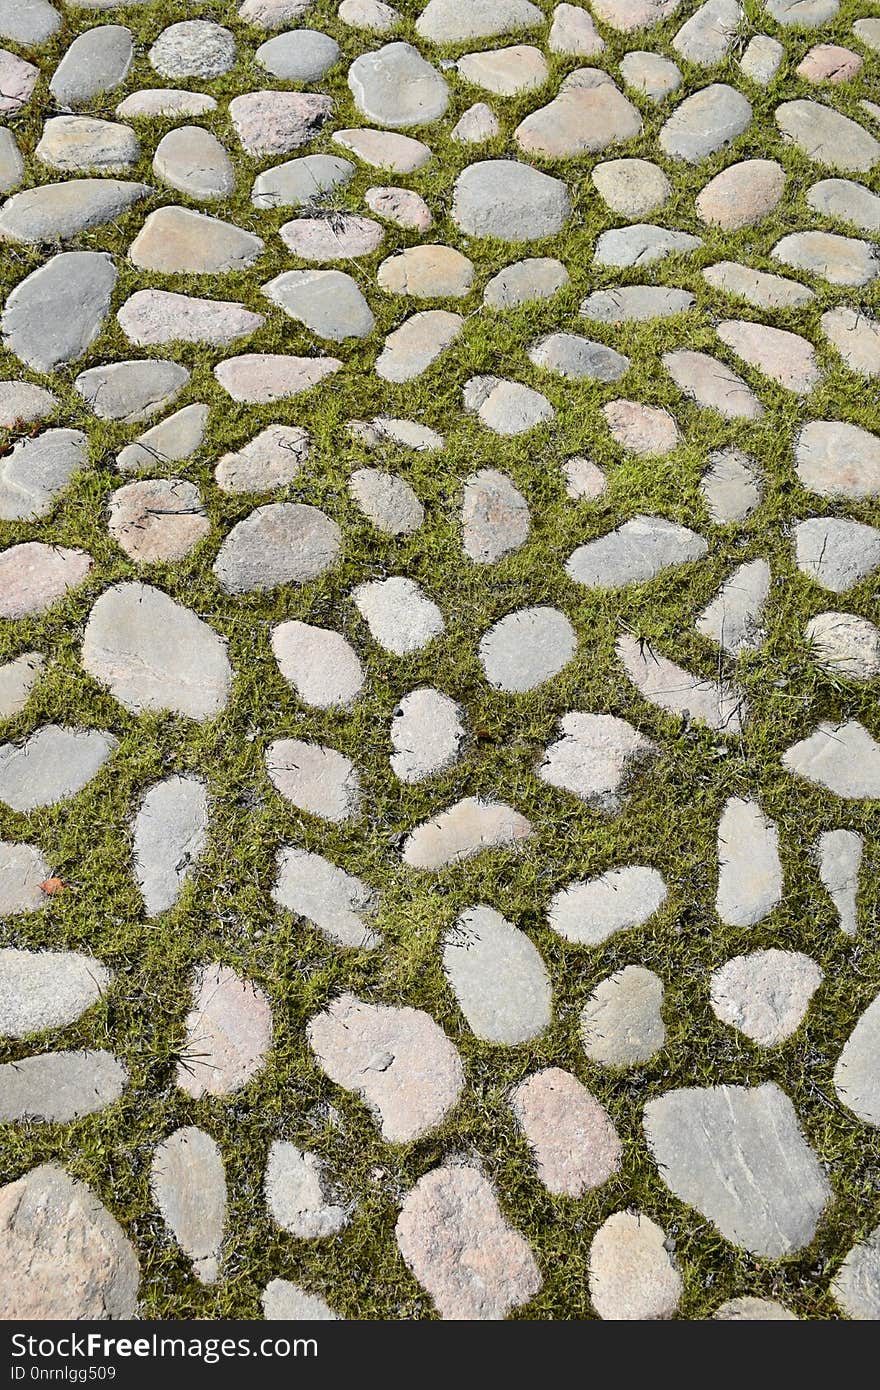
133,775,208,918
714,1297,796,1319
261,1280,338,1320
451,101,500,143
594,224,701,267
215,424,309,494
50,25,132,109
263,269,374,340
484,257,568,308
36,116,139,172
549,866,667,946
229,90,333,157
821,306,880,376
660,83,751,162
808,611,880,679
581,286,694,324
0,1051,125,1122
118,292,260,350
108,478,209,563
251,154,353,209
463,375,553,434
538,712,657,812
796,420,880,498
375,310,461,383
240,0,313,27
854,16,880,50
339,0,399,30
353,577,444,654
308,993,464,1143
214,353,341,402
510,1068,621,1197
817,828,863,936
516,69,641,159
832,1227,880,1319
0,179,149,243
82,583,231,720
529,333,628,382
2,252,116,373
834,992,880,1126
784,720,880,798
462,469,530,564
716,797,781,926
567,515,707,588
257,29,339,80
775,100,878,173
711,950,822,1045
620,49,681,99
457,44,548,96
0,0,60,46
151,1127,226,1285
390,688,464,783
272,619,363,709
589,1211,681,1320
265,1142,346,1239
349,416,443,451
0,654,43,720
75,360,189,423
772,230,878,287
0,47,36,113
664,348,763,418
479,606,575,692
416,0,543,44
266,739,361,822
273,846,379,949
0,428,86,521
348,41,448,127
0,542,91,618
116,89,217,118
176,963,272,1099
452,160,570,240
700,448,762,522
0,841,50,914
332,127,431,172
443,905,551,1045
808,178,880,232
279,213,383,261
213,503,340,593
794,517,880,592
0,126,23,192
0,726,115,811
644,1083,831,1255
739,33,783,82
0,948,109,1039
581,966,666,1067
402,797,532,870
0,1165,138,1320
350,468,423,534
673,0,741,66
766,0,837,24
549,4,604,56
149,21,235,78
0,381,57,428
396,1165,540,1319
703,259,814,309
696,559,770,654
129,207,263,274
152,127,235,202
118,403,210,474
592,158,670,218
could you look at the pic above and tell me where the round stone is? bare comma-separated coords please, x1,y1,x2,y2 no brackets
462,468,530,563
453,160,571,240
479,606,576,693
390,688,463,783
213,503,341,594
271,620,364,708
443,905,552,1044
510,1068,621,1196
581,966,666,1067
589,1212,681,1320
348,41,449,127
149,21,236,78
353,577,444,655
0,726,116,812
153,127,235,201
0,948,111,1039
349,468,423,534
592,158,670,218
0,542,91,619
256,30,339,80
108,479,210,564
695,159,785,228
266,739,361,822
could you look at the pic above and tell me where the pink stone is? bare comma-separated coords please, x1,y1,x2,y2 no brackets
214,354,341,402
0,50,38,115
797,44,863,84
603,399,679,455
510,1068,622,1196
0,543,91,619
364,185,432,231
279,214,383,261
176,963,272,1098
229,90,333,156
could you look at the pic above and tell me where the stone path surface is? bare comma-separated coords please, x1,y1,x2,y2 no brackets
0,0,878,1323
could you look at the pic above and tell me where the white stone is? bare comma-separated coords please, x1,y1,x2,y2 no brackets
834,992,880,1126
266,739,361,822
711,947,823,1044
265,1142,346,1238
817,828,862,936
567,516,707,589
272,621,364,708
390,688,463,783
151,1128,226,1285
0,948,110,1039
134,776,208,918
538,712,657,812
176,963,272,1099
783,720,880,798
402,798,532,870
479,606,576,692
353,577,444,655
581,967,666,1067
443,905,551,1044
548,866,667,946
0,727,116,812
696,559,770,655
273,846,379,949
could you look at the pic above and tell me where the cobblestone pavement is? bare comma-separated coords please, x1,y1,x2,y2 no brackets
1,0,879,1321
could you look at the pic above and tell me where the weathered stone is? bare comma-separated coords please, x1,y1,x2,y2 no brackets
349,41,448,126
273,846,379,949
149,20,235,78
581,966,666,1067
75,360,189,423
353,576,444,654
279,214,383,261
716,797,781,927
808,611,880,681
229,90,332,156
516,69,642,159
239,0,316,29
0,381,57,428
0,948,110,1039
463,375,553,434
116,89,217,118
703,259,814,309
451,101,500,143
339,0,399,30
0,726,115,811
772,230,877,287
256,29,339,80
0,841,51,915
510,1068,621,1196
0,654,43,720
272,620,364,708
49,25,132,108
821,306,880,376
214,353,340,402
390,688,463,783
794,517,880,592
36,116,139,172
177,963,272,1098
443,905,551,1045
548,866,667,946
538,712,657,812
711,950,822,1046
416,0,542,44
0,126,23,192
0,1051,125,1122
130,207,263,274
308,993,463,1142
462,469,530,566
0,179,149,243
854,16,880,50
82,583,232,720
660,84,751,163
796,420,880,499
594,223,701,267
396,1165,540,1319
332,127,430,172
696,159,784,229
714,1297,797,1319
700,448,761,522
151,1127,226,1284
458,44,547,96
620,49,681,98
118,403,210,474
664,348,763,418
133,775,208,918
376,310,461,382
0,0,60,46
817,828,863,936
479,606,575,692
603,401,680,454
767,0,837,24
349,416,443,450
214,504,340,595
402,798,532,870
797,43,861,83
809,178,880,233
484,257,568,308
350,469,423,533
452,160,570,240
0,428,86,521
718,320,819,394
265,1142,346,1239
696,559,770,656
643,1083,831,1256
261,1280,338,1320
378,244,473,299
834,992,880,1126
0,47,36,113
152,127,235,202
0,542,91,619
568,516,705,588
549,4,604,55
775,99,878,172
589,1212,681,1319
108,477,209,564
365,185,432,231
266,738,361,822
215,424,309,494
673,0,741,66
832,1226,880,1319
591,0,682,29
529,333,628,382
0,1165,138,1320
118,291,261,350
592,158,670,218
264,268,374,340
252,154,353,209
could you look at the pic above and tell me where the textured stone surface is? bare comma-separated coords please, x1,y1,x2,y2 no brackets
0,179,149,243
549,866,667,946
538,712,657,812
479,606,575,692
515,69,641,158
0,654,43,719
659,84,751,163
252,153,352,208
0,726,116,811
214,503,340,593
353,576,444,654
130,207,263,274
0,429,86,521
795,517,880,592
458,44,548,95
36,116,139,173
261,1279,338,1320
75,360,189,423
581,966,666,1067
109,477,210,563
264,1142,346,1239
775,99,878,172
484,257,568,307
50,26,133,109
266,738,361,822
133,775,208,918
349,41,448,126
721,320,821,394
230,90,333,156
818,828,863,936
714,1297,797,1320
529,332,629,382
772,230,878,286
0,839,51,915
711,950,823,1045
375,310,461,383
378,244,473,298
834,992,880,1127
150,20,235,77
402,798,532,870
589,1212,681,1320
0,948,110,1039
214,354,341,402
568,516,706,588
619,635,748,734
390,687,463,783
0,542,91,619
177,963,272,1099
264,269,374,339
272,620,364,708
151,1127,226,1284
783,720,880,798
452,160,570,240
215,425,310,493
603,401,680,454
510,1068,621,1196
256,29,339,79
592,158,670,218
118,404,209,473
443,905,551,1044
274,846,379,949
703,259,814,308
832,1226,880,1319
696,160,785,229
664,348,763,418
697,559,770,655
279,214,383,261
0,1051,126,1122
152,126,235,202
716,797,782,926
461,470,530,564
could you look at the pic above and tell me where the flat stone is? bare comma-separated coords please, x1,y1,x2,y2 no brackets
444,905,551,1044
0,654,43,719
82,582,231,720
463,375,553,435
718,320,818,394
396,1165,540,1319
0,841,50,915
620,49,681,99
484,257,568,308
591,0,682,28
582,966,665,1067
568,516,706,588
0,726,115,811
273,619,364,707
451,101,500,143
116,89,217,118
264,268,373,340
261,1280,338,1320
594,223,702,267
118,291,261,350
349,416,443,451
784,721,880,798
660,84,751,163
230,90,333,157
365,185,432,230
0,948,109,1039
808,611,880,680
376,310,461,382
252,154,353,209
378,244,473,299
308,993,463,1142
714,1297,796,1319
479,606,575,692
390,688,463,782
515,69,641,159
416,0,542,43
352,576,444,654
279,213,383,261
339,0,399,30
349,41,448,126
75,360,189,423
511,1068,620,1196
740,33,783,81
458,44,548,95
0,179,149,243
529,332,628,382
266,739,360,821
151,1127,225,1286
49,26,132,108
603,401,680,455
0,1165,138,1319
149,21,235,78
350,468,423,533
589,1211,680,1320
130,207,263,274
700,447,761,522
794,517,880,592
152,127,234,202
0,428,86,521
177,963,272,1099
703,259,813,308
0,0,60,46
664,348,763,419
775,100,878,173
273,846,378,948
0,126,23,192
644,1083,831,1256
797,42,861,83
240,0,315,28
832,1227,880,1319
766,0,837,23
817,827,863,935
215,424,309,493
834,992,880,1126
452,160,570,240
402,797,532,870
332,127,430,172
854,16,880,50
673,0,741,65
716,796,782,927
538,711,657,812
696,159,784,230
696,559,770,655
772,230,877,286
711,950,822,1046
108,478,209,564
549,3,604,55
821,306,880,375
0,1051,125,1122
257,29,339,79
592,158,670,219
118,403,210,474
0,381,57,428
548,866,667,945
796,419,880,498
36,116,139,172
214,354,340,402
0,542,91,619
133,775,208,917
0,47,35,113
265,1142,346,1239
